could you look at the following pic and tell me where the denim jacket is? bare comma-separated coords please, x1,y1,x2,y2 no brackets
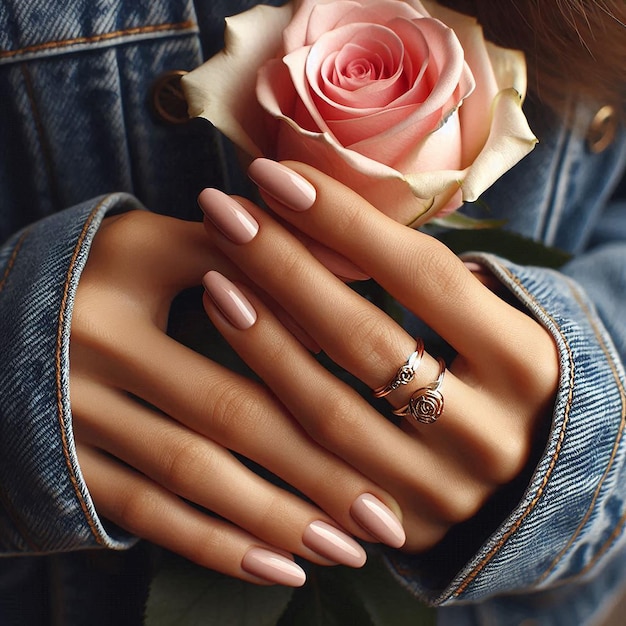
1,1,625,624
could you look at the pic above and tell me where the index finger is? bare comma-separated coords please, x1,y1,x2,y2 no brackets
248,158,533,359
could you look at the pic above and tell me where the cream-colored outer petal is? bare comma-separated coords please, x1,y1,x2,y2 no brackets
461,86,538,202
181,3,294,157
404,4,537,215
460,42,537,202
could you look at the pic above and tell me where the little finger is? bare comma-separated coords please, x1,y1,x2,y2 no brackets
72,382,367,569
76,443,307,587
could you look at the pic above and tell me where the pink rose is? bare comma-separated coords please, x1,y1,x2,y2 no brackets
183,0,537,226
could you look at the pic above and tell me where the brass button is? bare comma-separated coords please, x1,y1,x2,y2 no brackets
151,70,189,125
586,105,617,154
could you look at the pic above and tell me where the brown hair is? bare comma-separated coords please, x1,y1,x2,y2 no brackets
442,0,626,115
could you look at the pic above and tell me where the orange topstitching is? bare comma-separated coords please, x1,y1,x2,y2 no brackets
535,282,626,584
450,266,575,597
55,200,107,544
0,20,196,60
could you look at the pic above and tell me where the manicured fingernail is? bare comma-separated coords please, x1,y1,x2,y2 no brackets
202,271,257,330
198,188,259,244
303,521,366,568
350,494,406,548
241,547,306,587
248,158,316,211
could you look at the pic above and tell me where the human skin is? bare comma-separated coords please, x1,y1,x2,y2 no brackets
70,210,405,586
198,159,560,552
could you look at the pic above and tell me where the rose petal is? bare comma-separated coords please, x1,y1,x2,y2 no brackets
283,45,334,136
346,17,473,160
396,108,463,172
331,103,442,155
263,100,442,224
181,3,293,156
461,87,538,201
295,0,427,49
425,1,502,164
257,58,321,142
310,24,407,114
320,33,407,108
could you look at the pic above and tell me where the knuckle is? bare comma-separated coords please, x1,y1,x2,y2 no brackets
97,210,151,252
114,484,162,534
267,237,310,285
462,418,532,485
203,381,259,442
320,184,367,236
257,329,292,371
305,387,364,450
410,238,469,302
251,494,295,542
485,428,532,484
431,482,489,525
336,307,398,371
158,434,218,491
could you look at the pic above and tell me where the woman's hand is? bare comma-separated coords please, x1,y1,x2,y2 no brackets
70,210,407,586
198,159,560,552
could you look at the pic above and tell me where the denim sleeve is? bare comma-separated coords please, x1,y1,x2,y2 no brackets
0,192,144,554
386,201,626,607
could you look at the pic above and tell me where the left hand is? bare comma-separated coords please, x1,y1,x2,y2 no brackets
197,160,559,552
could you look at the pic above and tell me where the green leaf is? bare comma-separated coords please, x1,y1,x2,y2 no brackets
277,560,436,626
337,557,437,626
428,212,506,230
438,228,571,268
276,567,376,626
145,554,294,626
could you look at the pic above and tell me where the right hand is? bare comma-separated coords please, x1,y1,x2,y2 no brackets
69,210,405,586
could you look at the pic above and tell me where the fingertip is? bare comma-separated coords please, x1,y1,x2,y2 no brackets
202,271,257,330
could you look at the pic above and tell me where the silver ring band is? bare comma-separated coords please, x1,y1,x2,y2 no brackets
372,338,425,398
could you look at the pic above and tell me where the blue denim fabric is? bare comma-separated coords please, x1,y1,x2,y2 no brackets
0,194,143,553
1,0,626,624
390,99,626,624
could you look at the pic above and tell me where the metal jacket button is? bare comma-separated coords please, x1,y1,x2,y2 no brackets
151,70,189,125
586,104,617,154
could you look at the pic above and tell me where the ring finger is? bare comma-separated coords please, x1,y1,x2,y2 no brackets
201,276,496,550
198,189,516,477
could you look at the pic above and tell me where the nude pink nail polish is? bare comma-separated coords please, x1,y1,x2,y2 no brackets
248,158,316,211
202,271,257,330
198,187,259,244
241,547,306,587
303,521,366,568
350,494,406,548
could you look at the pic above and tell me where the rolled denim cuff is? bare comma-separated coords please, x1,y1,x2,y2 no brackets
0,193,143,554
386,252,626,605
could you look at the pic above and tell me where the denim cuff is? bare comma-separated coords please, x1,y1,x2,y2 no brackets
386,252,626,605
0,193,143,554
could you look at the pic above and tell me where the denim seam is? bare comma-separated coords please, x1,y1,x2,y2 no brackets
450,263,574,598
0,20,197,60
55,201,106,545
538,281,626,582
0,228,29,292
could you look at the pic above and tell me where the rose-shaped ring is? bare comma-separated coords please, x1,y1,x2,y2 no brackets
393,357,446,425
372,338,425,398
